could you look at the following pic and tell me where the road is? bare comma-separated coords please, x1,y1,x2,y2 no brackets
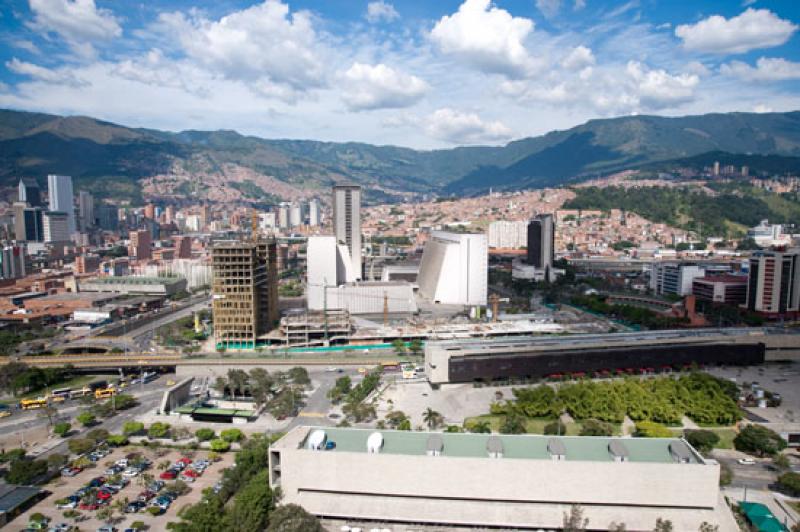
289,367,362,431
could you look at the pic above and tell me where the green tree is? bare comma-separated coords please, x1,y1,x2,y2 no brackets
288,367,310,386
391,339,406,356
654,518,674,532
112,394,137,410
500,412,526,434
266,503,324,532
544,420,567,435
776,472,800,496
7,458,47,484
467,420,492,433
635,421,672,438
67,438,95,455
210,439,231,452
227,369,249,400
221,428,245,443
167,494,226,531
327,376,352,404
122,421,144,435
148,422,171,439
734,425,787,456
53,421,71,437
76,411,96,427
773,453,791,471
86,428,110,443
580,419,614,437
107,434,129,446
228,470,274,531
408,339,424,356
422,407,443,430
563,505,588,532
684,430,720,454
195,428,216,442
397,419,411,430
47,453,68,470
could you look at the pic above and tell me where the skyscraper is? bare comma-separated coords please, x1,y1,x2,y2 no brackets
526,214,555,271
745,249,800,316
13,203,44,242
47,174,76,235
308,198,320,226
0,246,26,280
333,184,362,280
78,190,95,231
18,177,42,207
43,211,70,243
129,229,152,260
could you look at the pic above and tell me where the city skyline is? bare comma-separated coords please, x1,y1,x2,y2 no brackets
0,0,798,148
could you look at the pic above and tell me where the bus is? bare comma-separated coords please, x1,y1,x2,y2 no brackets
380,361,401,373
20,398,48,410
49,388,71,403
94,388,116,400
70,387,92,399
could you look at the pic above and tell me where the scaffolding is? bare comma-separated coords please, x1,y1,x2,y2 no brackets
279,310,352,347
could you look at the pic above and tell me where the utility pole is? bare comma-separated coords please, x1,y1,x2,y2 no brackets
323,278,329,346
383,290,389,327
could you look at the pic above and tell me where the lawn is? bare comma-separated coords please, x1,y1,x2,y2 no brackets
670,426,737,449
463,415,623,436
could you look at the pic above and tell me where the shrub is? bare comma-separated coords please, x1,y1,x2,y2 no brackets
684,429,720,454
634,421,673,438
67,438,95,455
734,425,787,457
0,448,26,463
47,454,68,470
86,428,109,443
209,439,231,452
580,419,614,437
195,428,215,442
106,434,129,447
543,420,567,435
53,422,71,437
148,422,171,439
776,472,800,497
146,506,163,516
122,421,145,436
130,521,146,531
76,412,96,427
220,428,244,443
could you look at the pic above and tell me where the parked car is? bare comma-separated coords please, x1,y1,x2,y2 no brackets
97,526,117,532
56,496,79,509
159,470,177,480
88,477,106,488
182,469,199,478
96,489,113,501
104,465,123,475
137,490,157,502
115,459,128,468
179,473,195,483
47,523,72,532
125,500,147,513
147,480,165,492
122,468,139,478
160,491,178,501
79,502,100,511
60,467,80,477
738,457,756,465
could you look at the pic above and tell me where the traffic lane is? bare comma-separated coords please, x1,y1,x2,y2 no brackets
714,455,778,490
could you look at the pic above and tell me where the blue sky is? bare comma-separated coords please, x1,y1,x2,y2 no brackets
0,0,798,148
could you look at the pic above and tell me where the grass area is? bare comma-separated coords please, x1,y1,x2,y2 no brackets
788,501,799,514
463,415,623,436
669,426,737,449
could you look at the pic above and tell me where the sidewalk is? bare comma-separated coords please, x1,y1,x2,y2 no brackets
722,486,799,528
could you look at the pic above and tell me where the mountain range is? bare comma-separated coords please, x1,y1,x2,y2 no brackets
1,108,800,205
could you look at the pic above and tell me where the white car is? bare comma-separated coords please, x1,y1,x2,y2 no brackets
115,458,128,468
122,468,140,478
737,458,756,465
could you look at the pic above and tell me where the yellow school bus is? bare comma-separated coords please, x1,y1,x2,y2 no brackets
94,388,116,399
20,397,48,410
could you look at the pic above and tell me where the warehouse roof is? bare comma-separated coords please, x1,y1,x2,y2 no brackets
84,276,183,285
295,427,702,464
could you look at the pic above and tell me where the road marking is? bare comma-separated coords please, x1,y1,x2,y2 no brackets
298,412,326,418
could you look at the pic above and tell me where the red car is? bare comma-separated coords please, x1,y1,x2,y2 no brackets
137,490,156,502
159,470,177,480
97,490,112,501
79,502,99,511
177,457,192,466
182,469,199,478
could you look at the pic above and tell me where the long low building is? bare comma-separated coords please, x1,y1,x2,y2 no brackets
269,426,736,530
79,275,187,296
424,328,800,384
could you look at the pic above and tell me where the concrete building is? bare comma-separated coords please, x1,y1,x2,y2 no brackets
78,190,94,231
324,281,417,315
13,203,44,242
42,211,70,243
747,219,789,247
487,220,527,249
211,239,279,348
650,261,705,296
745,249,800,316
0,246,26,280
47,174,76,235
80,276,187,296
18,177,42,207
307,235,360,310
527,214,554,269
308,198,320,226
277,204,290,229
97,204,119,231
173,236,192,259
417,231,487,306
129,229,152,260
269,426,734,530
289,202,303,227
333,184,362,280
692,275,748,305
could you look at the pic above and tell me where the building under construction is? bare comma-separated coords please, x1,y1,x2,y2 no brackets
211,239,279,349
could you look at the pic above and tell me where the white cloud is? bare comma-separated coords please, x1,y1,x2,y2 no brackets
675,8,797,54
536,0,561,19
429,0,537,78
573,0,586,11
6,57,87,86
12,40,41,55
561,45,595,70
753,104,773,113
423,107,513,144
626,61,699,108
721,57,800,81
685,61,710,77
341,62,428,111
28,0,121,57
366,1,399,23
157,0,326,101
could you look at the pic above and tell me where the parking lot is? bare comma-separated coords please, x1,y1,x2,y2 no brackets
14,445,234,531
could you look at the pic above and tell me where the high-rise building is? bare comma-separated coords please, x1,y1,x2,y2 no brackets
78,190,95,231
75,254,101,274
712,161,720,176
333,184,362,280
211,239,279,348
487,220,527,249
417,231,487,306
308,199,320,226
144,204,156,220
13,202,44,242
129,229,152,260
97,204,119,231
277,203,290,229
527,214,554,270
650,262,706,296
18,177,42,207
43,211,70,243
289,203,303,227
0,245,25,280
745,249,800,316
173,235,192,259
47,174,76,235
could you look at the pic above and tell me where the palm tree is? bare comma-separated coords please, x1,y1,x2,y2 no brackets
423,407,442,430
469,420,492,434
212,376,227,397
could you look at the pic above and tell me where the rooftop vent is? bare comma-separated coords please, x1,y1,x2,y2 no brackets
669,441,692,464
608,440,629,462
306,429,326,451
547,438,567,461
426,434,444,456
486,436,504,458
367,432,384,454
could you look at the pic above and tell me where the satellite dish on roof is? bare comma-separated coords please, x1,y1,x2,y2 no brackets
367,432,383,453
307,429,326,450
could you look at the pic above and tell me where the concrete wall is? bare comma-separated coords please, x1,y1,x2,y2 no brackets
160,377,193,414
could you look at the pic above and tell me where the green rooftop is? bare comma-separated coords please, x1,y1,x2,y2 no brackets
298,427,701,464
174,404,254,418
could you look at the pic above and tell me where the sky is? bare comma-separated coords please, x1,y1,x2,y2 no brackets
0,0,798,149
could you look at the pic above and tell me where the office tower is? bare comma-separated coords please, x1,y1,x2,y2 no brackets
78,190,95,231
200,204,211,229
527,214,555,270
75,254,101,274
289,203,303,227
211,239,278,348
650,262,705,296
487,220,527,249
0,245,25,280
48,174,76,235
18,177,42,207
43,211,70,242
278,203,290,229
712,161,720,176
308,199,320,226
97,204,119,231
129,229,152,260
741,166,749,177
333,184,362,280
144,204,156,220
173,235,192,259
18,206,44,242
165,205,175,224
417,231,488,305
745,250,800,315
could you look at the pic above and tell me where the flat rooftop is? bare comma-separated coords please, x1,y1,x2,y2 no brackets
84,276,183,285
290,427,701,465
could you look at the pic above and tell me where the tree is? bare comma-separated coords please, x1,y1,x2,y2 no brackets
385,411,409,429
500,413,526,434
112,394,137,410
422,407,443,430
195,428,215,442
327,376,352,404
684,430,720,454
734,425,787,456
148,422,171,439
7,458,47,484
580,419,614,437
288,367,310,386
221,428,245,443
266,503,324,532
122,421,144,436
47,453,68,470
130,521,146,531
168,494,226,531
773,453,791,471
96,505,115,524
563,505,588,532
86,428,110,443
776,472,800,496
76,411,96,427
168,479,191,496
228,470,274,531
107,434,129,446
212,376,228,396
68,438,95,455
210,439,231,452
391,339,406,356
544,420,567,435
699,523,719,532
227,369,249,400
654,518,673,532
408,339,424,356
468,420,492,433
53,421,71,437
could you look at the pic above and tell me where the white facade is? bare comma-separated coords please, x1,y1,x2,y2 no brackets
325,281,417,314
47,174,75,235
0,246,25,280
307,236,341,310
333,185,362,281
417,231,487,305
43,211,70,243
650,262,705,296
278,204,290,229
140,259,212,290
748,219,789,247
488,220,527,249
308,199,320,227
289,203,303,227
